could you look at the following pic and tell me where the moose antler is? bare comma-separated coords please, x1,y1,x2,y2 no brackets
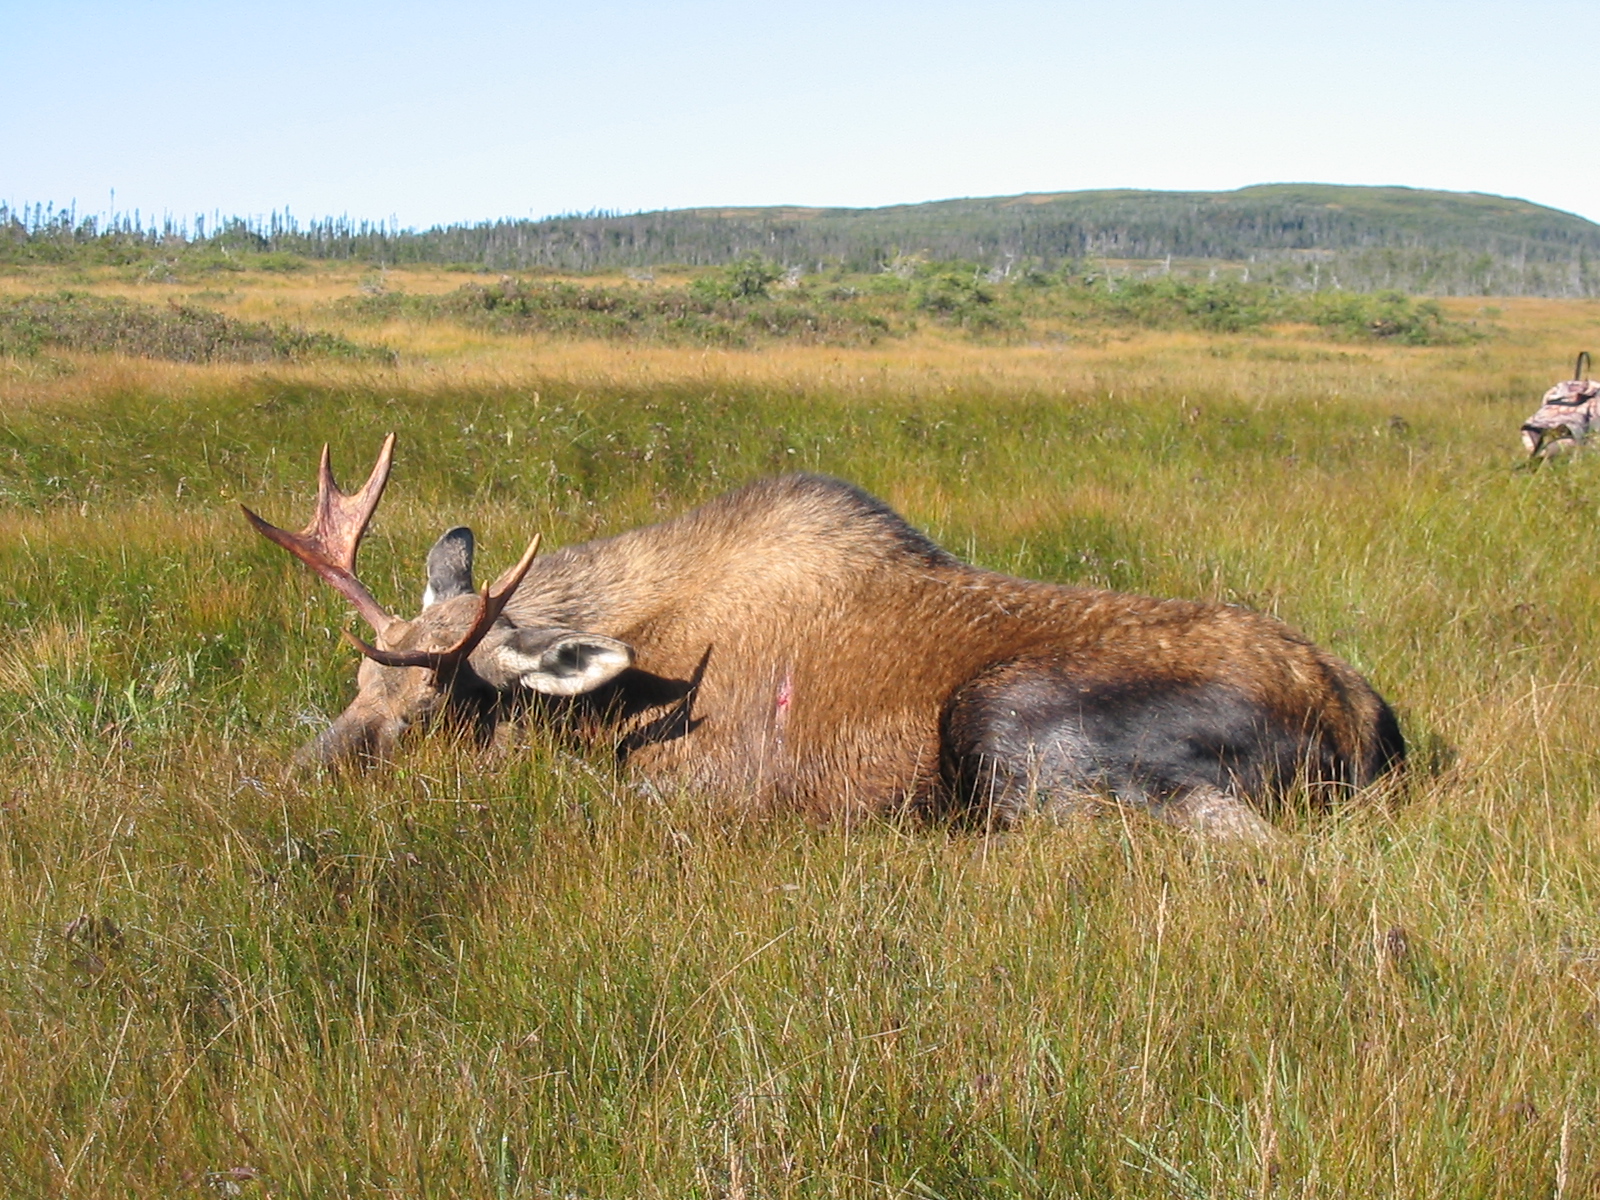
343,534,542,670
241,433,398,635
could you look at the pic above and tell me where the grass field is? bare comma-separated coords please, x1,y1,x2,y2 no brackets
2,263,1600,1197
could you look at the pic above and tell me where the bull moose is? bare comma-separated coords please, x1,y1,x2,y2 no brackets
245,435,1403,839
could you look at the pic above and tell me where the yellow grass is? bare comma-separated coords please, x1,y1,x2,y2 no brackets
3,261,1600,1195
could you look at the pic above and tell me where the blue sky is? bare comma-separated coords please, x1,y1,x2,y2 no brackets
3,0,1596,229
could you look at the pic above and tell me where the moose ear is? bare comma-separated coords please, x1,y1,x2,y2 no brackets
422,527,475,609
475,626,635,696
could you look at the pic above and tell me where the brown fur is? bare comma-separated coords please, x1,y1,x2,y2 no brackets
292,474,1402,827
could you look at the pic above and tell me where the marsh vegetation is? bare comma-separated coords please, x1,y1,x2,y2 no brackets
0,259,1597,1196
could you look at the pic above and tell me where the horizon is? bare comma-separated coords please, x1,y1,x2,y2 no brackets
10,180,1598,240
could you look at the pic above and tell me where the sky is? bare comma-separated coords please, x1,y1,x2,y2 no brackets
3,0,1597,230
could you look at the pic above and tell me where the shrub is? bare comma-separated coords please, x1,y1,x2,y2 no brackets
689,254,784,302
343,276,891,346
911,269,1005,329
1306,290,1466,344
1074,277,1278,333
0,292,391,363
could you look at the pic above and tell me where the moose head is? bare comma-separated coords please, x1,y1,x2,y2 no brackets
243,434,634,766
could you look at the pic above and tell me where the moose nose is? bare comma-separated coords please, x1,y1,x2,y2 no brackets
293,714,406,772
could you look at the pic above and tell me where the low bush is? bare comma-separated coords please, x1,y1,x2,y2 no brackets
344,276,892,346
1077,277,1277,333
1046,276,1474,342
688,254,784,301
0,292,392,363
1306,290,1465,344
910,269,1007,330
341,268,1476,347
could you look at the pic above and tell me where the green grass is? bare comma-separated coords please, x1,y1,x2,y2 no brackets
1,316,1599,1195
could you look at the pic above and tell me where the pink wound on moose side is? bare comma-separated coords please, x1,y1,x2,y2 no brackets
774,670,793,739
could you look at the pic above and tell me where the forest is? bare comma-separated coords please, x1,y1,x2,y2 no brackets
6,182,1599,296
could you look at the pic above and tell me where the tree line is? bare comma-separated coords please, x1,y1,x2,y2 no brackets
5,184,1598,297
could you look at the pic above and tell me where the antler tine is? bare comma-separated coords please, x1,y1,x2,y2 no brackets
488,532,543,603
241,433,398,634
313,433,395,570
345,533,543,671
342,628,433,669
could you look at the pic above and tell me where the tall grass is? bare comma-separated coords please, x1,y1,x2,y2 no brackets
0,266,1597,1195
0,292,390,364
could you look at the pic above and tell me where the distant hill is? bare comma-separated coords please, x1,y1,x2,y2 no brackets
341,184,1600,296
7,185,1600,295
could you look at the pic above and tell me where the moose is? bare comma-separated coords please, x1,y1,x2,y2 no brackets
245,436,1403,840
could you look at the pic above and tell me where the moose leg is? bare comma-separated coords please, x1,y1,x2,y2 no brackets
1146,783,1279,843
954,756,1274,842
952,752,1105,830
945,659,1298,840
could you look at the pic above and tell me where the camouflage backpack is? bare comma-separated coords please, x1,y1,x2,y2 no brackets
1522,352,1600,457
